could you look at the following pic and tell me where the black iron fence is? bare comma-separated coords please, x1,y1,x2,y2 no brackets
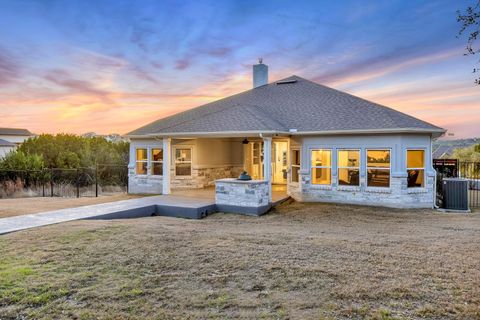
434,159,480,208
0,165,128,199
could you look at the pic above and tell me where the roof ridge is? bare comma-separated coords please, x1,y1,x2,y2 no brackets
128,77,291,135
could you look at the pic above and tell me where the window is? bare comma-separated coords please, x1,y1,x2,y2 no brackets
151,148,163,175
136,148,148,175
338,149,360,186
407,150,425,188
291,149,300,182
367,150,390,187
311,149,331,185
175,148,192,176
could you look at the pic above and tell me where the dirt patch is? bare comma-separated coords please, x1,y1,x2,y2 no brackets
0,201,479,319
0,194,142,218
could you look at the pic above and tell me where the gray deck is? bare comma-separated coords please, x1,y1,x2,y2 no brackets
0,187,289,235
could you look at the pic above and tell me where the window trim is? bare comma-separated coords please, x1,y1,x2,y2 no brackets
135,148,148,176
310,148,332,186
174,146,193,177
337,148,361,187
150,148,163,176
290,148,301,183
366,148,391,188
406,148,426,189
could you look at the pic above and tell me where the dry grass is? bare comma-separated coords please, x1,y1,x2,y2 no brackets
0,201,479,319
0,194,142,218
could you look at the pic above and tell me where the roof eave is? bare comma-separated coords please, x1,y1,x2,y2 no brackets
125,127,446,139
124,130,285,139
291,127,446,137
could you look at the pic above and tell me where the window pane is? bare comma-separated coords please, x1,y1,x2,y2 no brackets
407,150,424,168
152,148,163,161
311,167,331,185
338,168,360,186
408,169,424,188
367,150,390,168
291,166,300,182
311,149,331,167
136,162,147,175
367,169,390,187
176,163,191,176
152,163,163,176
338,150,360,168
136,148,147,161
176,148,191,162
292,150,300,166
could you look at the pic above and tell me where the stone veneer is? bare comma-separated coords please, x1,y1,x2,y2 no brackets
215,178,270,215
288,169,435,208
128,165,244,194
171,165,244,189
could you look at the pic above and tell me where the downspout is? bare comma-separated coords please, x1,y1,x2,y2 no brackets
431,135,439,209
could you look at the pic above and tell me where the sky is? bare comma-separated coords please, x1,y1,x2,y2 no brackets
0,0,479,139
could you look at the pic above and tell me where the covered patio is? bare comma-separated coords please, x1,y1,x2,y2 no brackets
128,134,292,204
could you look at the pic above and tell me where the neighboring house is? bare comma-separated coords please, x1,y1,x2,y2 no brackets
0,139,16,158
126,61,445,208
82,132,127,143
432,145,455,159
0,127,34,158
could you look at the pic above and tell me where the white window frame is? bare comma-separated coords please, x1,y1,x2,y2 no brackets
135,148,148,175
290,148,301,183
151,148,163,176
406,149,426,188
174,147,193,177
310,148,332,186
337,149,361,186
366,148,391,188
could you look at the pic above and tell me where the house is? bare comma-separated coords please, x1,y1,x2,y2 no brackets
0,127,34,158
126,61,445,209
432,145,455,159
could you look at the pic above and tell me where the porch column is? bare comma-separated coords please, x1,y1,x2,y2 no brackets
263,136,272,202
162,138,171,195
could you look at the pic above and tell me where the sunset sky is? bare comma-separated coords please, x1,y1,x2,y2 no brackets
0,0,478,138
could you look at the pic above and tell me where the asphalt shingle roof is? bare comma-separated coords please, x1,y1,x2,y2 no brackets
0,127,33,136
128,75,444,136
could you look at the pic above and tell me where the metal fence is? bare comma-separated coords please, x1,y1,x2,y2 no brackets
434,159,480,208
0,165,128,199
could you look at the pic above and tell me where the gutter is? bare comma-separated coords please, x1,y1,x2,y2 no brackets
125,127,446,139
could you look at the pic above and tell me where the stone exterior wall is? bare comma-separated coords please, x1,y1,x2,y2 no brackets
216,179,269,207
172,165,244,189
288,169,435,208
128,165,244,194
128,170,163,194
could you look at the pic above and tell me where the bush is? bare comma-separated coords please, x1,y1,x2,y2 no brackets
0,151,44,171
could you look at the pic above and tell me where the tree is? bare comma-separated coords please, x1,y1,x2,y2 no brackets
457,1,480,85
452,144,480,162
0,150,44,171
18,134,129,168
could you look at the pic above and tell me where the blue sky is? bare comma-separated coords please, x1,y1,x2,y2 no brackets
0,0,478,138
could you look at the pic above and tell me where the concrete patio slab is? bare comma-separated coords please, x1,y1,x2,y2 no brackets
0,186,289,235
0,195,215,235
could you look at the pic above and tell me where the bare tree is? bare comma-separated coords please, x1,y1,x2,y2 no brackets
457,1,480,85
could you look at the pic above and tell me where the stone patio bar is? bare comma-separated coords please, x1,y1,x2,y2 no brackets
215,178,271,216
